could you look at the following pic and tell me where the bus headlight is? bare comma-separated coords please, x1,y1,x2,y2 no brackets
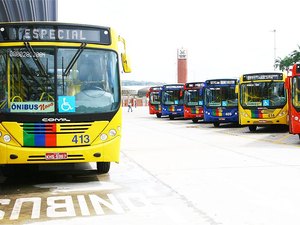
295,116,299,121
109,129,117,137
3,134,11,143
100,134,108,141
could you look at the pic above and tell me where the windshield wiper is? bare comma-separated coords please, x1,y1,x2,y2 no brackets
24,42,48,78
63,43,87,76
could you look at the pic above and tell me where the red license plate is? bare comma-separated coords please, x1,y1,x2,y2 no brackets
45,152,68,160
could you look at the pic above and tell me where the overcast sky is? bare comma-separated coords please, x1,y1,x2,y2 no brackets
58,0,300,83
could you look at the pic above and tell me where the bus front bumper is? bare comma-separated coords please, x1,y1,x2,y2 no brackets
0,136,121,165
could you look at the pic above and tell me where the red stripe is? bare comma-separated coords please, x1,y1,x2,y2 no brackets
45,123,56,146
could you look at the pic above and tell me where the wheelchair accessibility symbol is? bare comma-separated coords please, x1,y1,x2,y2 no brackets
58,96,75,113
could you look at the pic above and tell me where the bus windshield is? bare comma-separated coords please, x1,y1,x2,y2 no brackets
149,92,160,105
0,47,119,114
205,86,237,107
184,90,203,106
162,90,183,105
292,76,300,110
240,82,286,108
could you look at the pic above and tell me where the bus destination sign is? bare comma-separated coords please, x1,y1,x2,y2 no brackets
151,87,162,91
186,82,204,88
243,73,283,81
0,25,111,44
165,85,184,89
206,80,236,85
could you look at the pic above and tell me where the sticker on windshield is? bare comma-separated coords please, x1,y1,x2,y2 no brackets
263,99,270,106
58,96,75,113
10,102,54,113
198,100,203,105
222,101,228,106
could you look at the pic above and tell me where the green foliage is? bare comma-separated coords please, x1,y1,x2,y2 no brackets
275,45,300,72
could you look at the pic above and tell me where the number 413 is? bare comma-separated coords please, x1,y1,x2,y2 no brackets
72,135,90,144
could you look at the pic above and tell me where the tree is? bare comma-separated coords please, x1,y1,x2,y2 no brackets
275,56,293,73
291,45,300,63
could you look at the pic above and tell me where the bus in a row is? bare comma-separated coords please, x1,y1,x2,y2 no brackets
0,21,131,176
285,63,300,138
148,72,289,132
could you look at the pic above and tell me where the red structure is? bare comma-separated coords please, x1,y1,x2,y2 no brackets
177,48,187,83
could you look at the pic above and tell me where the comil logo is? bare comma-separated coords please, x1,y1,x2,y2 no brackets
42,118,71,122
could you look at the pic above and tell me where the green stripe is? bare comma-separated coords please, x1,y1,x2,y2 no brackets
23,123,35,146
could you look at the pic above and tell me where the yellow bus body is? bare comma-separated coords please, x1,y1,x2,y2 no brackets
238,73,288,127
0,23,130,173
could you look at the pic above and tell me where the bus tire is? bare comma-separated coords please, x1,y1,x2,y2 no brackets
192,118,198,123
249,125,257,132
97,162,110,174
156,113,162,118
169,115,175,120
213,122,220,127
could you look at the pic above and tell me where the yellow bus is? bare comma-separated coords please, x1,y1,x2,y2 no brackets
238,72,288,131
0,22,131,175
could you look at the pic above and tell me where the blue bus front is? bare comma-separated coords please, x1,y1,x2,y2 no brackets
204,79,238,127
161,84,184,120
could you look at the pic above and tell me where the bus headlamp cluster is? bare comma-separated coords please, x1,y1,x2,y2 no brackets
242,112,249,118
279,111,286,117
100,127,119,142
0,131,11,143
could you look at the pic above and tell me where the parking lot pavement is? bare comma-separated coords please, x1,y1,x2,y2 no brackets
122,106,300,225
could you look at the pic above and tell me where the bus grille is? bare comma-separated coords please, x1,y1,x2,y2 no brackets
21,123,93,147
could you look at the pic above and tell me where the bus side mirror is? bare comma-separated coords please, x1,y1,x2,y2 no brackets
121,53,131,73
235,85,239,94
284,77,290,90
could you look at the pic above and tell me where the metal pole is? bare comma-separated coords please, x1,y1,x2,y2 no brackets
273,29,276,71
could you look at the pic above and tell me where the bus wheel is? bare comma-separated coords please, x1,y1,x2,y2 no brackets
156,113,162,118
169,115,175,120
213,122,220,127
97,162,110,174
192,118,198,123
249,125,257,132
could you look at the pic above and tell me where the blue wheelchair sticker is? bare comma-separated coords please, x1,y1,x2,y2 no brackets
58,96,75,113
198,100,203,105
222,101,228,106
263,99,270,106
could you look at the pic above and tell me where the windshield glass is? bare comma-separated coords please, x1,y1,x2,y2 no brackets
162,90,183,105
292,77,300,110
184,89,203,106
240,82,286,108
205,86,237,107
149,92,160,105
0,47,119,114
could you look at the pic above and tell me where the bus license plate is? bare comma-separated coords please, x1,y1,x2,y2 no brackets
45,152,67,160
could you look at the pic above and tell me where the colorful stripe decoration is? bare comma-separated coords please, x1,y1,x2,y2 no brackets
23,123,57,147
251,110,263,119
212,108,223,117
168,106,175,112
191,107,200,114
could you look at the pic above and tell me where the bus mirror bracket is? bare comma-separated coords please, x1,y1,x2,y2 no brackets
121,53,132,73
284,77,290,90
119,36,132,73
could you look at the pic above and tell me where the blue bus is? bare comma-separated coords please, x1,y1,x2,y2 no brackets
204,79,238,127
161,84,184,120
